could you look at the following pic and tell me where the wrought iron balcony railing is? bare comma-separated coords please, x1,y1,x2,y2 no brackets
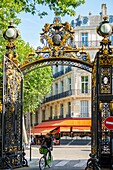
53,70,64,78
42,89,91,103
72,40,113,48
53,66,72,78
65,66,72,73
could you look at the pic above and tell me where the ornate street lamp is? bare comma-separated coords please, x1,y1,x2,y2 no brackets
3,22,19,42
97,16,113,37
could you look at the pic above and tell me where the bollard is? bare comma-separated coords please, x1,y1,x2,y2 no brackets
30,142,32,161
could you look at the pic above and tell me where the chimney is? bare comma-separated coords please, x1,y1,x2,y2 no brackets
101,4,107,16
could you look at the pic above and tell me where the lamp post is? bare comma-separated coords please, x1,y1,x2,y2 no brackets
0,23,27,169
91,16,113,169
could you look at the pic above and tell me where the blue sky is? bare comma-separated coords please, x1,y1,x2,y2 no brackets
17,0,113,48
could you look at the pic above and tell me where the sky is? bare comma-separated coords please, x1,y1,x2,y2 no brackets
17,0,113,48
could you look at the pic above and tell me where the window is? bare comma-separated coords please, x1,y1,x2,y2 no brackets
80,100,89,117
50,106,52,118
55,83,58,94
55,65,58,73
42,110,45,121
50,86,53,96
35,112,38,125
81,33,88,46
68,78,71,91
68,102,71,116
60,81,64,93
60,104,63,116
61,65,64,71
83,17,88,25
81,76,88,93
109,16,113,23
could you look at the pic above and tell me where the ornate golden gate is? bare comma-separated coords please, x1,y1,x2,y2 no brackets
0,16,113,169
91,17,113,169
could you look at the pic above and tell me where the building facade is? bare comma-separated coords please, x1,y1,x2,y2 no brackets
30,4,113,134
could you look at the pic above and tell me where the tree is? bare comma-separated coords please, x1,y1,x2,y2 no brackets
0,0,85,20
24,66,53,113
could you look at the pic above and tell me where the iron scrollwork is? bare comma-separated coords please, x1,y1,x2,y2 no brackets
21,17,92,73
0,23,28,169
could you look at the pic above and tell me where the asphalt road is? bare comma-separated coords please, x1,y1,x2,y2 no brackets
16,144,91,170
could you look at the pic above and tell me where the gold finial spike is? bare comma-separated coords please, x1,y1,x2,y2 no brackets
9,21,14,26
81,44,85,52
29,49,35,55
103,16,108,21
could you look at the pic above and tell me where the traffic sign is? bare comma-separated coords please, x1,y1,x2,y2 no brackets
104,116,113,130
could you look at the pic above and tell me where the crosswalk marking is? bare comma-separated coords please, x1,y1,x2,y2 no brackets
55,160,69,166
26,159,87,168
74,160,87,167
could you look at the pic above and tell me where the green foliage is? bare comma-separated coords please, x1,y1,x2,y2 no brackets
0,0,85,20
24,67,53,113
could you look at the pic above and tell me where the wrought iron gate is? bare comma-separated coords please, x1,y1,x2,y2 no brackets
0,22,28,168
0,53,25,169
91,17,113,169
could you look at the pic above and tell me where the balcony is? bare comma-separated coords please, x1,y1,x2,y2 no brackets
53,66,72,78
73,41,100,47
42,89,91,103
43,90,75,103
65,67,72,73
73,41,113,48
53,70,64,78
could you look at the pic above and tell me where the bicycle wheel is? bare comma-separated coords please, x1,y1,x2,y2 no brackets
39,156,46,170
47,155,53,168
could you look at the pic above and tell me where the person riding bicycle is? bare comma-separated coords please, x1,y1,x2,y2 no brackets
41,133,53,159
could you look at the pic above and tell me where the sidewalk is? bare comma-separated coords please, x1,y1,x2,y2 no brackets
15,159,39,170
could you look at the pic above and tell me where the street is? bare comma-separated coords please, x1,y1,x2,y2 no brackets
20,144,91,170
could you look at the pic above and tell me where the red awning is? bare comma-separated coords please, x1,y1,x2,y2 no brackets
31,127,57,135
31,118,91,135
34,118,91,128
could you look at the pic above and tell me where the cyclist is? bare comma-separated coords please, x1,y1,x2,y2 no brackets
41,133,53,159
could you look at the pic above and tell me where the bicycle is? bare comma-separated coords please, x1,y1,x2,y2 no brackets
85,153,101,170
39,146,53,170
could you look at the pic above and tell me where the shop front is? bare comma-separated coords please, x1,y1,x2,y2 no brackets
31,118,91,145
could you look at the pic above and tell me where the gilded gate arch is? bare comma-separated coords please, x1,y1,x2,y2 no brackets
0,16,113,169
